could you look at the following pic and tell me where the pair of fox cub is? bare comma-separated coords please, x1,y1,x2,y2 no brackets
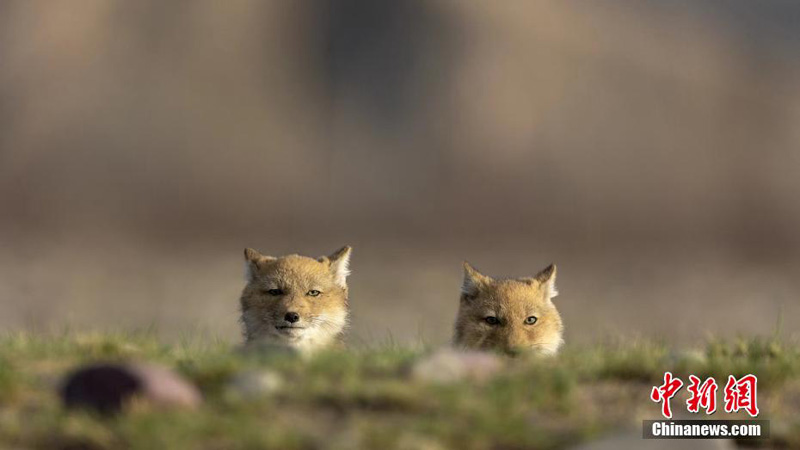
240,246,563,356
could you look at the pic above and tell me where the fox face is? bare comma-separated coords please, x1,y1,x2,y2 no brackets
453,262,563,356
239,246,351,352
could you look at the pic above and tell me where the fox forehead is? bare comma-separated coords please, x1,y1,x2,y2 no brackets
250,255,337,288
474,280,550,310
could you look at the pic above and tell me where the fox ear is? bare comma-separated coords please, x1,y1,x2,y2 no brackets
534,264,558,299
244,248,263,263
243,248,275,281
462,262,492,298
323,245,352,288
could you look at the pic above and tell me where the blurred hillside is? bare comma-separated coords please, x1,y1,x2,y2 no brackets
1,1,799,343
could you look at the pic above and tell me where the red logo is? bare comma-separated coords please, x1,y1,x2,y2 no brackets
686,375,718,414
651,373,758,418
724,374,759,417
650,372,684,419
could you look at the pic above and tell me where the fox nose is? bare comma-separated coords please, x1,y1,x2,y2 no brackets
284,312,300,323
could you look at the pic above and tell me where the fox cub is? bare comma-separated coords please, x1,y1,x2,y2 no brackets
453,262,563,356
240,246,352,353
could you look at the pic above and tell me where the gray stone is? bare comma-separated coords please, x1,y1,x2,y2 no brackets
410,348,504,383
225,369,283,399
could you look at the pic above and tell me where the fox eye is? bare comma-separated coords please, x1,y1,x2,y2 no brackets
525,316,538,325
307,290,321,297
484,316,500,325
264,289,284,296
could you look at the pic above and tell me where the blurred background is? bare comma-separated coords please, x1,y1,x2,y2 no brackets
1,1,799,345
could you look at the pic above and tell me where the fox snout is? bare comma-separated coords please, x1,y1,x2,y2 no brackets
283,312,300,324
495,333,529,357
275,307,307,327
274,297,311,327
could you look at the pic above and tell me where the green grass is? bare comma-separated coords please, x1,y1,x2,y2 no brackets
0,333,798,449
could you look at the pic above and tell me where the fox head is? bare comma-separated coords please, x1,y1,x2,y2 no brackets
239,246,352,352
453,262,563,356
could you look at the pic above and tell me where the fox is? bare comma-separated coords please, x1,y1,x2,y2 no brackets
453,261,563,356
239,246,352,353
